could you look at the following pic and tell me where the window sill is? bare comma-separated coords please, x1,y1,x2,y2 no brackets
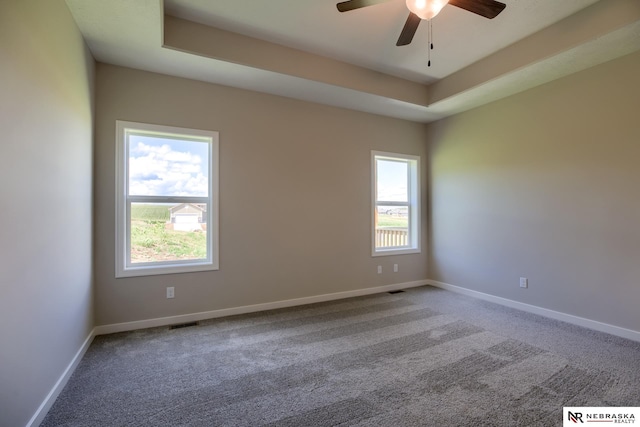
372,248,421,257
116,261,218,278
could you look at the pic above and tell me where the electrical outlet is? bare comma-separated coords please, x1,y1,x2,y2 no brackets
519,277,528,288
393,264,398,273
166,287,175,298
377,266,382,274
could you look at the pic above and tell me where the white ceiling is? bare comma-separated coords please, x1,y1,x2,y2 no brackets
66,0,640,122
164,0,598,83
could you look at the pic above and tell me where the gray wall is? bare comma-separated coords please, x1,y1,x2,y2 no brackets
94,64,429,326
0,1,95,426
428,51,640,332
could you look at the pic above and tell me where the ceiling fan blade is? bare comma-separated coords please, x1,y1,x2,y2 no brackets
449,0,506,19
396,12,421,46
336,0,392,12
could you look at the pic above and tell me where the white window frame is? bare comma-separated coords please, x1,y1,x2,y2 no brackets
115,121,219,278
371,151,420,257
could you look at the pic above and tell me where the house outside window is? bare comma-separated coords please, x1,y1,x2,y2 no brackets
115,121,219,277
168,203,207,230
372,151,420,256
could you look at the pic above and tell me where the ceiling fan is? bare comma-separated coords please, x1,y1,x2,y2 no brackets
336,0,506,46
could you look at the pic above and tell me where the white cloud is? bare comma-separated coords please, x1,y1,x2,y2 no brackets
129,142,208,197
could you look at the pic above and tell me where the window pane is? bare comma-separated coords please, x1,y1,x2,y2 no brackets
375,205,409,248
376,159,408,202
128,134,209,197
130,202,207,264
371,151,419,256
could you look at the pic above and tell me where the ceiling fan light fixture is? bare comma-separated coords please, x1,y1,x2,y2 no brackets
405,0,449,20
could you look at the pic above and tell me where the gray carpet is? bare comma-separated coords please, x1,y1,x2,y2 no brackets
41,286,640,426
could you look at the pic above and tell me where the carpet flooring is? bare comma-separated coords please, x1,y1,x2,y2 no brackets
41,286,640,426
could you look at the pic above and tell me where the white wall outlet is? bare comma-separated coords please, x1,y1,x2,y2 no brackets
166,287,175,298
519,277,528,288
377,266,382,274
393,264,398,273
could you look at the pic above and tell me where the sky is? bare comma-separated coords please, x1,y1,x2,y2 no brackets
128,135,209,197
377,159,408,202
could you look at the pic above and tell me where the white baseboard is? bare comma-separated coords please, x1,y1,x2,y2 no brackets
427,279,640,343
27,328,96,427
95,280,429,336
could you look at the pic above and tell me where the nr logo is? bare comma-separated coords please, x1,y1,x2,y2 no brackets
568,412,584,423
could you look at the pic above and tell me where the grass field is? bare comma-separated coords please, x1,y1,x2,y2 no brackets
130,204,205,263
131,204,170,221
377,214,408,228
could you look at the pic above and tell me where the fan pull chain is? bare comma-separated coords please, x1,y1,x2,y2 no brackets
427,19,434,67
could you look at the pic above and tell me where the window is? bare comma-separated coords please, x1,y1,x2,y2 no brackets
372,151,420,256
116,121,219,277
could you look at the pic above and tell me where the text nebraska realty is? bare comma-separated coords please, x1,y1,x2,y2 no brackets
583,412,635,423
